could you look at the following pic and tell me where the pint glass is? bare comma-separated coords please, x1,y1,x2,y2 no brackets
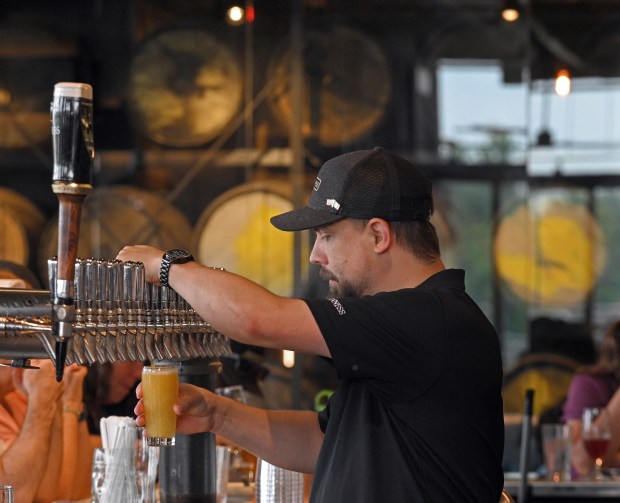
142,365,179,446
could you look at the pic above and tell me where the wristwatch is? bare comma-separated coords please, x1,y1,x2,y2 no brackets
160,249,194,287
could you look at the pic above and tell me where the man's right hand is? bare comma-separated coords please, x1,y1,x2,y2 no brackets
134,382,216,435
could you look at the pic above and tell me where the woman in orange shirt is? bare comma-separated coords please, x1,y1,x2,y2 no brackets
0,359,91,502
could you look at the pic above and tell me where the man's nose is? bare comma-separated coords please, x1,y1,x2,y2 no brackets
309,239,324,265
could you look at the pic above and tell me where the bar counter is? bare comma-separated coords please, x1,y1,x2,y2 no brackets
504,479,620,502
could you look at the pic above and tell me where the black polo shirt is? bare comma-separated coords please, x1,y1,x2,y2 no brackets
304,269,504,503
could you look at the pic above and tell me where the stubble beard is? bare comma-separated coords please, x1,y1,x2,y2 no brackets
319,267,361,299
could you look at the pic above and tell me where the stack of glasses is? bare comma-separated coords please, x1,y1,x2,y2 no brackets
255,459,304,503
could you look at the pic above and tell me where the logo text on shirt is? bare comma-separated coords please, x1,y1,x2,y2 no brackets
328,298,346,315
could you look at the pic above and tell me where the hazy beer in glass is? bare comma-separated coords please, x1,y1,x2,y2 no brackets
142,365,179,446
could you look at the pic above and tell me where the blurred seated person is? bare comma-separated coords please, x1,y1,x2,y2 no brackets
503,317,595,416
84,361,144,441
0,260,41,289
529,317,596,365
0,359,91,502
563,320,620,476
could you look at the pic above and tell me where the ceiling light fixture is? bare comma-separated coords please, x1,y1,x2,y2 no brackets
282,350,295,368
226,5,245,25
555,69,571,97
501,0,521,22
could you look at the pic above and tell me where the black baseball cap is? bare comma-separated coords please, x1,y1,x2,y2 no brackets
270,147,433,231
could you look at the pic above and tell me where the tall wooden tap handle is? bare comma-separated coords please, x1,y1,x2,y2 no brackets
50,82,94,381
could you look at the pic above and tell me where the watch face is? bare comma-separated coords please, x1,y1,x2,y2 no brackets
168,249,188,258
166,249,193,262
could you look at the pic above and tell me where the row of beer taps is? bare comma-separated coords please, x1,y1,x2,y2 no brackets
0,257,231,366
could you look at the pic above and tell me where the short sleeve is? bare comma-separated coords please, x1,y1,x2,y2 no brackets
304,291,447,402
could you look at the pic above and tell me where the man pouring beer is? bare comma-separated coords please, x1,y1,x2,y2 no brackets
117,147,504,502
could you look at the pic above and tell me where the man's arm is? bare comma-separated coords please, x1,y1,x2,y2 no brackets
216,400,323,473
136,382,323,473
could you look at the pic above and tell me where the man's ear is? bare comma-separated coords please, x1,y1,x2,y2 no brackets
367,218,392,254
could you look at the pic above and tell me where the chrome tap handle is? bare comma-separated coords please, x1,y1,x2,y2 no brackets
48,257,58,301
84,259,97,312
123,262,137,311
95,259,108,312
74,258,86,309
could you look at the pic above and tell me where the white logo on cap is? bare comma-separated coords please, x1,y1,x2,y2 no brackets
314,177,321,191
326,199,340,210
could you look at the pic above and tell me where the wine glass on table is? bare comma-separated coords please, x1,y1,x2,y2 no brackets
582,407,612,481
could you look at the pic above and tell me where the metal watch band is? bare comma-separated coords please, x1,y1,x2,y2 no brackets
160,249,194,288
160,257,172,287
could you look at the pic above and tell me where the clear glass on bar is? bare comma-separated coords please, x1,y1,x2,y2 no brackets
141,364,179,446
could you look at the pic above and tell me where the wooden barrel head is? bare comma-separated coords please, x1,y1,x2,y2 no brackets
193,181,309,297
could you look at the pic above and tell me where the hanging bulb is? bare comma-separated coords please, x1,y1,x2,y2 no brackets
226,5,245,25
502,0,521,22
555,69,571,97
282,350,295,368
502,8,519,22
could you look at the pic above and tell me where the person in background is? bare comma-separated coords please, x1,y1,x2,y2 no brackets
0,262,91,501
0,260,42,290
119,147,504,502
0,360,91,502
563,320,620,476
84,361,144,440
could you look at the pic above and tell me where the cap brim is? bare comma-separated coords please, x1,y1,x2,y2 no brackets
270,207,345,231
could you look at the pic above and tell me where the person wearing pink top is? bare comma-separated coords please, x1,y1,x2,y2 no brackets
563,320,620,476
